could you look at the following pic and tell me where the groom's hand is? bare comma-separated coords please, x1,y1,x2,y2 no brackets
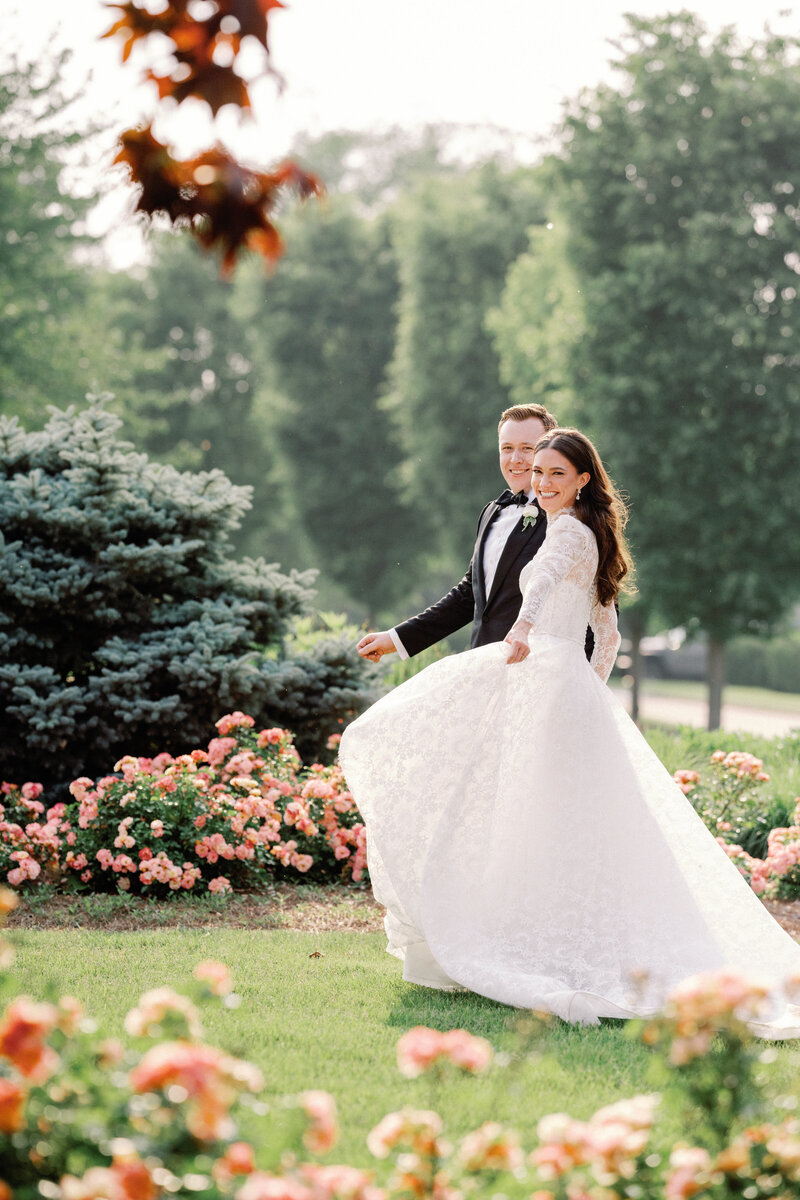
356,631,397,662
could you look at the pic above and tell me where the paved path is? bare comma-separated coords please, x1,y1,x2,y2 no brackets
610,688,800,738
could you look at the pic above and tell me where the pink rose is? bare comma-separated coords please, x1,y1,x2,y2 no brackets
216,712,255,736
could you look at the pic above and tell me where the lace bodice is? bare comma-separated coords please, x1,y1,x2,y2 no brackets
508,510,620,682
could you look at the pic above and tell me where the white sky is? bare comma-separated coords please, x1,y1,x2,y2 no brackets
6,1,797,265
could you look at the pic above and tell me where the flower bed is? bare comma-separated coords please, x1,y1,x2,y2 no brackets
1,888,800,1200
0,715,366,895
674,749,800,901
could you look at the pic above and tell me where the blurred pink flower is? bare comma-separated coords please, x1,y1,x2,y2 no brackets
208,737,238,767
665,1145,712,1199
367,1109,443,1159
124,987,203,1040
0,1077,26,1133
0,996,59,1081
458,1122,523,1172
672,769,699,794
237,1175,312,1200
213,1141,256,1183
299,1090,338,1154
396,1027,492,1078
130,1040,263,1141
194,960,234,996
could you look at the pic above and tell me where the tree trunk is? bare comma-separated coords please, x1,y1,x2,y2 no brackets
628,608,645,725
707,637,725,731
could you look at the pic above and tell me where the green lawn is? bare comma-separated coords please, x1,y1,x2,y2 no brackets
638,724,800,831
7,724,800,1170
8,927,800,1167
634,677,800,714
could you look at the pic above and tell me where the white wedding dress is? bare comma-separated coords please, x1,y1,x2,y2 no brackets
339,510,800,1035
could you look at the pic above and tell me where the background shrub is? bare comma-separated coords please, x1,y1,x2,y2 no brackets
0,405,377,793
726,633,800,693
260,613,381,764
764,635,800,694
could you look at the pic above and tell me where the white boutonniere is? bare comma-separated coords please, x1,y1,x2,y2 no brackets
521,505,539,530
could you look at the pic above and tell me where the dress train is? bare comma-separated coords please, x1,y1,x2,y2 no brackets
339,513,800,1034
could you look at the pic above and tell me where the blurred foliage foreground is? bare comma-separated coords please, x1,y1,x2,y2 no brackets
1,886,800,1199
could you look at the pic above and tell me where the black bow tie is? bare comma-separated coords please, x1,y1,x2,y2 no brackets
496,490,531,508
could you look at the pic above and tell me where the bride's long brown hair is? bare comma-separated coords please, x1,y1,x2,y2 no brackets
534,428,634,606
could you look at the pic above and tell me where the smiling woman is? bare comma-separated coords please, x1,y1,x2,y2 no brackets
532,447,589,511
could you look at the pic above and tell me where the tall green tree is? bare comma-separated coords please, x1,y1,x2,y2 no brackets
289,125,467,209
243,199,421,620
384,165,546,568
487,199,584,421
554,13,800,727
0,53,100,423
100,234,289,563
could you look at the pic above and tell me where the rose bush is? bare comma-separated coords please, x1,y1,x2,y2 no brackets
677,749,772,832
1,883,799,1200
0,715,367,894
716,803,800,901
673,750,800,901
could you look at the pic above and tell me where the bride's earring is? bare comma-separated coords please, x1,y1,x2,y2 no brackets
575,488,582,502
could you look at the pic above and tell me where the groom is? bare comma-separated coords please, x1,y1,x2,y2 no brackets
357,403,559,663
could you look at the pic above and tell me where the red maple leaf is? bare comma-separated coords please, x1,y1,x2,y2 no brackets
103,0,284,65
217,0,286,53
115,127,323,272
184,149,323,272
104,0,284,112
102,2,188,62
106,3,320,272
147,64,253,114
114,126,190,215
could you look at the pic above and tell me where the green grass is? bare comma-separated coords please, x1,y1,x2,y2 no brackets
8,928,800,1167
642,723,800,772
7,726,800,1168
642,725,800,825
635,678,800,714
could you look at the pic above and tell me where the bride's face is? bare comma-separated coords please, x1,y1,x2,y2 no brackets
532,448,590,513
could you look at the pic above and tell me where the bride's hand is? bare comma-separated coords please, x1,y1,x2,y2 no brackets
504,628,530,664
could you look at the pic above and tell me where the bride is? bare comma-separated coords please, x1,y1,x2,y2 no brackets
339,429,800,1034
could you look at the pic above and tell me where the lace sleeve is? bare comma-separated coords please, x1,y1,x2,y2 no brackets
507,516,592,641
589,595,620,683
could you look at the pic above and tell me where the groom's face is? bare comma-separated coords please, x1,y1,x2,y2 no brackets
498,417,547,494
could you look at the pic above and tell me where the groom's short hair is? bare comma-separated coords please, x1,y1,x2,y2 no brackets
497,403,558,433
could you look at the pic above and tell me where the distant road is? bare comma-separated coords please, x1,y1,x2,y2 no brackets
610,689,800,738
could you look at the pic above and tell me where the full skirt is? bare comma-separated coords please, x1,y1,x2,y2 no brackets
339,635,800,1035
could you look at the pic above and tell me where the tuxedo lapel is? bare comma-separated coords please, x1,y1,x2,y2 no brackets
473,502,502,610
485,514,546,609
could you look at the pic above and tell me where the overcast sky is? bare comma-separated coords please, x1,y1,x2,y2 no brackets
6,1,797,263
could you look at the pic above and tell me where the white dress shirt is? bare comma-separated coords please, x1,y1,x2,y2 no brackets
389,489,535,660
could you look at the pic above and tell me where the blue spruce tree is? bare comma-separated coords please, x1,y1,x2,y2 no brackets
0,403,367,789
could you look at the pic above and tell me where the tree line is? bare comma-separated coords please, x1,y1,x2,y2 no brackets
2,13,799,726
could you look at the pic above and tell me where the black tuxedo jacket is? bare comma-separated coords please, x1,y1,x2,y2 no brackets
396,497,549,657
